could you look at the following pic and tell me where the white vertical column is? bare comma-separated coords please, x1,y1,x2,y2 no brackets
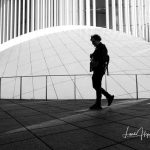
138,0,141,37
27,0,30,33
86,0,90,26
105,0,110,29
45,0,48,27
131,0,135,35
39,0,42,29
93,0,96,26
106,0,109,29
18,0,21,36
118,0,123,32
76,0,78,25
0,0,2,43
59,0,63,25
73,0,76,25
79,0,84,25
5,0,8,42
14,0,17,37
143,0,147,40
3,0,6,42
112,0,116,30
70,0,73,25
6,0,10,41
62,0,67,25
35,0,38,30
40,0,42,28
133,0,138,36
54,0,57,26
38,0,40,29
22,0,25,34
10,0,13,39
131,0,137,36
64,0,67,25
51,0,54,26
46,0,48,27
31,0,34,31
0,1,2,44
57,0,59,26
37,0,40,30
42,0,45,29
66,0,70,25
76,0,79,25
62,0,64,25
148,0,150,41
56,0,58,26
48,0,51,27
125,0,130,34
141,0,144,38
145,0,148,41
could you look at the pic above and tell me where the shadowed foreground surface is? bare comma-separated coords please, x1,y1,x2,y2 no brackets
0,99,150,150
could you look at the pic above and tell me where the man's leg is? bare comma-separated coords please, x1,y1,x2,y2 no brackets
101,88,111,98
96,88,102,106
90,88,102,110
101,88,114,106
90,73,102,110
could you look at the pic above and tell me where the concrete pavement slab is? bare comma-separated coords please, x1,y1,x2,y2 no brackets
0,138,52,150
86,122,137,142
100,144,135,150
0,99,150,149
41,129,115,150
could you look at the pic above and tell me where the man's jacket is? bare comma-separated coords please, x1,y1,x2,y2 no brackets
90,42,109,73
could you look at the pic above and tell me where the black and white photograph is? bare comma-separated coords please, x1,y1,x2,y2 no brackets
0,0,150,149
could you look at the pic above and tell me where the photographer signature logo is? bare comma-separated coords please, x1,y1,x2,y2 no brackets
122,126,150,140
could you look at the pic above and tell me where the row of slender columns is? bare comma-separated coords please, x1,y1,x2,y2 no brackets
106,0,150,41
0,0,96,44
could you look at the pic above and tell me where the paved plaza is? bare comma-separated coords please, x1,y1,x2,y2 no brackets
0,98,150,150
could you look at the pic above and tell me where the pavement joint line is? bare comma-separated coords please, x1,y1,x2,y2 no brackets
90,111,150,133
2,101,121,145
11,100,79,113
98,142,137,150
114,118,150,133
7,99,96,120
31,120,116,138
117,137,142,150
0,136,36,146
1,99,150,149
35,128,81,137
0,100,144,128
0,107,54,150
111,109,150,119
3,116,118,138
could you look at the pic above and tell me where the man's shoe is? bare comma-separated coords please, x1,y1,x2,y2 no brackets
108,95,114,106
90,104,102,110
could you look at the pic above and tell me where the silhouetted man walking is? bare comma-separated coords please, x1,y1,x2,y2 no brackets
90,34,114,110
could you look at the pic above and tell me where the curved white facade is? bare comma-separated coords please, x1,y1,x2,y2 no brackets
0,26,150,100
0,0,150,44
